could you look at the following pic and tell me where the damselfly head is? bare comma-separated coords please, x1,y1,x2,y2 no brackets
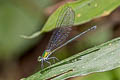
38,56,43,62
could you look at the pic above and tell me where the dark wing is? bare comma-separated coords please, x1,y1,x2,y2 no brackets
46,7,75,51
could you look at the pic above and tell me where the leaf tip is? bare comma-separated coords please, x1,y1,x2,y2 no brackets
20,31,42,39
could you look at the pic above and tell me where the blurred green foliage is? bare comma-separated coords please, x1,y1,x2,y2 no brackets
0,0,54,59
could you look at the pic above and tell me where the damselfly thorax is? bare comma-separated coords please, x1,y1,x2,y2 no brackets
38,49,59,68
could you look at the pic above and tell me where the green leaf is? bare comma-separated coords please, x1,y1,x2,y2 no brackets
21,0,120,39
22,37,120,80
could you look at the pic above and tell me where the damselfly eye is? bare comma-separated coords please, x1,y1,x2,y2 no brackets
38,56,42,62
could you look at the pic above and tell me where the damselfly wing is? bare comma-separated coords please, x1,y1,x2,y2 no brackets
38,7,75,68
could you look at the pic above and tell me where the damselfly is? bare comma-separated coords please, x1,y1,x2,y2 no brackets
38,7,96,68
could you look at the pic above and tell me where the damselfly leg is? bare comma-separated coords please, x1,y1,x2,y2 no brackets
45,60,51,65
41,60,44,69
48,57,59,63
